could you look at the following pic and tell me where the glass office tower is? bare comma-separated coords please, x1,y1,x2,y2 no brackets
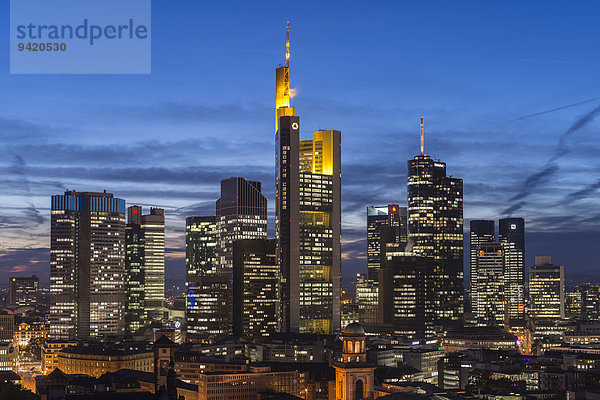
125,206,165,334
473,243,505,327
50,191,126,340
469,220,495,308
216,177,268,277
407,152,464,329
499,218,525,319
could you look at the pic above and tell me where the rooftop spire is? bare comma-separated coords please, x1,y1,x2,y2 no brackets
420,116,424,155
285,21,290,68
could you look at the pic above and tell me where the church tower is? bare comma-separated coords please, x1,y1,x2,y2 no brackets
333,322,375,400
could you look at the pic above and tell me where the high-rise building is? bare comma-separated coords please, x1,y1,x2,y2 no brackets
232,239,279,338
579,285,600,320
9,275,39,307
469,220,495,304
529,256,565,320
360,205,407,325
184,216,229,340
50,190,126,340
277,119,342,334
185,275,231,338
216,177,268,276
499,218,525,319
186,216,218,279
125,206,165,334
378,252,436,338
275,29,341,334
355,273,378,325
407,119,464,329
473,243,505,327
367,205,407,282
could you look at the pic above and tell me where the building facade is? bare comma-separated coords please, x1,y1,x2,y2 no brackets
407,135,464,329
499,218,525,319
216,177,268,277
186,276,231,339
277,115,342,334
125,206,165,334
50,191,126,340
529,256,565,320
473,243,505,327
469,220,495,306
186,216,218,279
378,253,436,338
232,239,279,339
9,275,39,307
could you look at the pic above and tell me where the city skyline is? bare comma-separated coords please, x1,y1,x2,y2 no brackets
2,1,600,286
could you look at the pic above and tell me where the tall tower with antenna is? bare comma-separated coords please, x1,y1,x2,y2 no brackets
407,118,464,332
275,21,295,132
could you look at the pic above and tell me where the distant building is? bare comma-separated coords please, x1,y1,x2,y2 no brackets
125,206,166,334
232,239,279,339
186,276,231,339
469,220,495,306
0,341,17,372
529,256,565,320
50,190,126,340
473,243,505,327
14,321,48,347
216,177,268,276
0,313,15,341
499,217,525,319
360,205,407,325
9,275,39,307
355,273,378,325
185,216,218,279
407,123,464,330
379,253,436,338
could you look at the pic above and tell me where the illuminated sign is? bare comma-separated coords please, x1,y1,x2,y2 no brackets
511,224,517,229
291,122,299,130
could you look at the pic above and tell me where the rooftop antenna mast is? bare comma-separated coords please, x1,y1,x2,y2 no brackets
420,117,424,155
285,21,290,67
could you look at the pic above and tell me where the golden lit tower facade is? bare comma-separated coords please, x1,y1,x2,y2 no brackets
275,24,341,334
407,119,464,331
275,21,295,133
277,118,342,334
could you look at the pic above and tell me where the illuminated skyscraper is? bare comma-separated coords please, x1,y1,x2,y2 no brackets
50,191,126,340
473,243,505,327
407,120,464,329
186,216,218,278
366,205,407,282
469,220,495,307
275,26,341,334
9,276,39,307
125,206,165,334
378,250,436,338
529,256,565,320
359,205,406,324
232,239,279,338
216,177,267,276
186,275,231,338
499,218,525,319
277,117,342,334
185,216,228,340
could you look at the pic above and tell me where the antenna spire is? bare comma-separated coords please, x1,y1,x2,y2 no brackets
285,21,290,68
420,116,424,155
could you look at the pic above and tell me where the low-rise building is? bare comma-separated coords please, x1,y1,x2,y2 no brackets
56,342,153,377
42,339,78,374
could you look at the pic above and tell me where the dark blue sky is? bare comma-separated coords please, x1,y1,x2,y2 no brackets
1,1,599,287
